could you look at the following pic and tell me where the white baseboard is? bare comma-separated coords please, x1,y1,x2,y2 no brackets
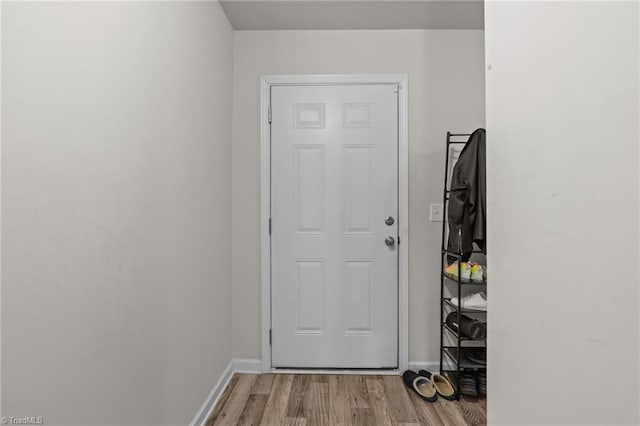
270,368,400,375
190,358,262,426
408,361,440,373
190,359,235,426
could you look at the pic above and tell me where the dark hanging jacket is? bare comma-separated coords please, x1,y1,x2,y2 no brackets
447,128,486,263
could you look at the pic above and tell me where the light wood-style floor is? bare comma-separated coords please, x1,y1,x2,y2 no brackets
206,373,486,426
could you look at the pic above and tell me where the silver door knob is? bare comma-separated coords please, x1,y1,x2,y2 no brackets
385,216,395,226
385,236,395,247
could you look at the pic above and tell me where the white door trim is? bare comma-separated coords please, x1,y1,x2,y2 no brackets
260,74,409,373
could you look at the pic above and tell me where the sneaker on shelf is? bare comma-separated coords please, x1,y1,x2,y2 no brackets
470,263,485,283
444,261,471,282
450,292,487,311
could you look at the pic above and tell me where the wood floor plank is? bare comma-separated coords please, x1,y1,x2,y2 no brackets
327,374,349,425
282,418,307,426
365,376,384,394
212,374,259,426
306,378,330,425
286,374,312,418
409,392,447,426
457,397,487,426
381,375,421,423
434,400,472,426
349,408,374,425
260,374,294,425
252,373,276,395
365,376,393,426
312,374,329,384
206,374,239,426
237,394,269,426
345,375,370,409
206,373,486,426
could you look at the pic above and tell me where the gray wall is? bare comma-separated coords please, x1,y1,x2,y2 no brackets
1,2,233,424
231,30,486,364
485,1,639,424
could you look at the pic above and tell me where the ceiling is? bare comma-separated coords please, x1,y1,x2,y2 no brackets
220,0,484,31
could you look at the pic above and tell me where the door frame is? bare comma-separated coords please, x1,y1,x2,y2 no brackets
260,74,409,373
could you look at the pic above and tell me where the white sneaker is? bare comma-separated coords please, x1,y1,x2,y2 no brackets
450,292,487,311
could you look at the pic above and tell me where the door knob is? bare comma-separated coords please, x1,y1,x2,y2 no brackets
385,216,395,226
385,236,396,247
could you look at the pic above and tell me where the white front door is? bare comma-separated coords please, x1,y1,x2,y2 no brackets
270,84,399,368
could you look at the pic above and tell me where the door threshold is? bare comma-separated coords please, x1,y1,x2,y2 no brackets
270,368,400,375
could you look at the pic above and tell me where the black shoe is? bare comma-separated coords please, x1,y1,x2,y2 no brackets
402,370,437,402
464,348,486,365
460,373,479,396
417,370,457,400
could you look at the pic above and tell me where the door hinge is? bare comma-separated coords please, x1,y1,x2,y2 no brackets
269,218,272,235
397,236,401,245
269,329,272,346
268,106,272,123
394,84,401,94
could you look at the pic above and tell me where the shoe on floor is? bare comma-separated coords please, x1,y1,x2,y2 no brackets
444,261,471,282
417,370,456,400
450,292,487,311
402,370,437,402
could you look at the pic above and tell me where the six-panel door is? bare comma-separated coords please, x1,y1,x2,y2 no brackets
271,84,399,368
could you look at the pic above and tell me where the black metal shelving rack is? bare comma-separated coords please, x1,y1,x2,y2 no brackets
439,131,487,400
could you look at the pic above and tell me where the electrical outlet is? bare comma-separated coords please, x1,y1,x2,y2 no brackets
429,203,444,222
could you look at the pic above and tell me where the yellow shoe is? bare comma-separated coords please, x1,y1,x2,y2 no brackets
444,261,471,282
470,263,485,283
